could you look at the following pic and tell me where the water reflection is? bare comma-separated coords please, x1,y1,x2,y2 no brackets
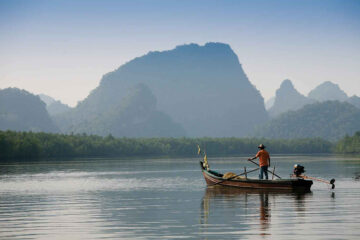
200,186,312,238
259,192,270,232
2,156,360,239
354,172,360,181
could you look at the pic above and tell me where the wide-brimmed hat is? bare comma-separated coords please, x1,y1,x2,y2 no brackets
258,144,266,149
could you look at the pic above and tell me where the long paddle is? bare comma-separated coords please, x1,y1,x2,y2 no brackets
210,167,260,186
298,174,335,189
248,159,282,179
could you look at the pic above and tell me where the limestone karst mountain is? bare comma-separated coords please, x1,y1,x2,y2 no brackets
308,81,348,102
55,83,186,137
268,79,314,118
56,42,268,137
0,88,59,132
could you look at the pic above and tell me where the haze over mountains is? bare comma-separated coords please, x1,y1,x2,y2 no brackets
38,94,71,116
260,80,360,140
308,81,348,102
55,83,186,137
54,42,267,137
1,42,359,140
348,96,360,109
268,80,314,118
0,88,58,133
268,80,360,118
256,101,360,141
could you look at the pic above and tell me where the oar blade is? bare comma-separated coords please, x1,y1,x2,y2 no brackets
330,178,336,189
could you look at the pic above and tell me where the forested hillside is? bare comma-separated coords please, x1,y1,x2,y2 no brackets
255,101,360,141
335,131,360,153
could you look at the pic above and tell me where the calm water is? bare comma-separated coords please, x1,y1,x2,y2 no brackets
0,155,360,239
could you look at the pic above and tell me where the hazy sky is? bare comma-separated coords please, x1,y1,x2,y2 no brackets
1,0,359,106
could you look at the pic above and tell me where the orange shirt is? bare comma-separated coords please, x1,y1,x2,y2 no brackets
256,149,270,167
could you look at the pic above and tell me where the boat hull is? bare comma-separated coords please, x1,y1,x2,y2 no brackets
200,161,312,192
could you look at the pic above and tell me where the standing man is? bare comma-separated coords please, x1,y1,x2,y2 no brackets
248,144,271,180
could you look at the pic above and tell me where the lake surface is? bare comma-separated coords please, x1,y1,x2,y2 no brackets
1,155,360,239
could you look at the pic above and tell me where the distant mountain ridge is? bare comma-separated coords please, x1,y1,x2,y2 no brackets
56,42,268,137
268,80,360,118
268,79,314,118
347,95,360,109
39,94,71,116
256,101,360,141
2,43,358,140
0,88,58,132
38,94,56,105
260,80,360,140
265,97,275,110
55,83,186,137
308,81,348,102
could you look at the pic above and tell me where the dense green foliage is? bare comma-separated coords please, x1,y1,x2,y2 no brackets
256,101,360,141
0,130,333,161
335,131,360,153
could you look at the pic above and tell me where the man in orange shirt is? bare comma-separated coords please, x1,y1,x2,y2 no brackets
248,144,271,180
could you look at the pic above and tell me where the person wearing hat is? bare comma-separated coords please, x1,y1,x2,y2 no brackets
248,144,271,179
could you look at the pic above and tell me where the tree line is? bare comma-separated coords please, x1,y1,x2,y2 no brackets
0,130,343,161
334,131,360,153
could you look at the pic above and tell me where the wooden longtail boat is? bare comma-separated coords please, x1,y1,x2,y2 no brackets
200,161,313,192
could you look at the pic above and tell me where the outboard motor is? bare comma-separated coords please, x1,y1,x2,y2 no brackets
293,164,305,177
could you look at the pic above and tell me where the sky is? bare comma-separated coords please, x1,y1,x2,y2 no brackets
1,0,359,106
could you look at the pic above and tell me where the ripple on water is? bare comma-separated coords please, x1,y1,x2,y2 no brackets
0,171,203,194
1,156,360,239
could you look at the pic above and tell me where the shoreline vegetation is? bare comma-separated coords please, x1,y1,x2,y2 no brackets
335,131,360,154
0,130,359,161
